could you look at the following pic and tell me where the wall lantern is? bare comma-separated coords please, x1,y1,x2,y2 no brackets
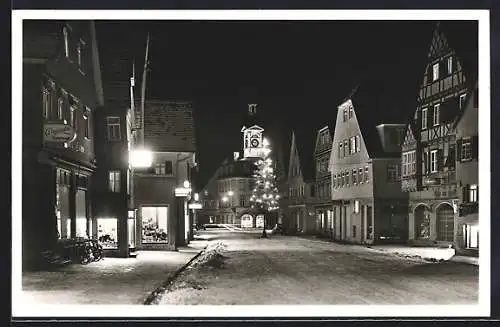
129,149,153,168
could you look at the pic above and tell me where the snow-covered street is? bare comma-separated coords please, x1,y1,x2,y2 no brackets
157,229,478,305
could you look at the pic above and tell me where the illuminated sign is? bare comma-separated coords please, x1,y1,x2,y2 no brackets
175,187,192,197
188,203,202,209
44,123,76,143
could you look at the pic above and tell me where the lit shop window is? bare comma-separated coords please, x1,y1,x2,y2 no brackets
97,218,118,249
75,189,87,238
241,214,253,228
256,215,265,228
141,206,168,243
354,200,360,214
464,224,479,249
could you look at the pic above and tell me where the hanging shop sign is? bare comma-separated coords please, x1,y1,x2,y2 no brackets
188,203,202,210
175,187,192,197
44,123,77,143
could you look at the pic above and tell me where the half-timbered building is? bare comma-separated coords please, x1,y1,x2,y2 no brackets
312,125,334,236
401,22,475,247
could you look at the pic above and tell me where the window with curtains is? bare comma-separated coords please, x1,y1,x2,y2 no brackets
107,117,121,141
432,62,440,81
430,150,438,173
461,137,472,161
433,104,440,126
422,107,428,129
108,170,120,192
447,56,453,74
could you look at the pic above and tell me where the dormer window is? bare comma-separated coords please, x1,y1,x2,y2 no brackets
432,63,440,81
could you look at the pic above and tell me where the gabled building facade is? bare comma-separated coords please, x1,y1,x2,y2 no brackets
401,23,473,247
132,100,197,250
329,84,409,244
22,20,104,269
312,126,334,236
285,130,316,234
454,81,479,255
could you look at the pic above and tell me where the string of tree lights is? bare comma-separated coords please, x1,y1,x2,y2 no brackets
249,138,280,237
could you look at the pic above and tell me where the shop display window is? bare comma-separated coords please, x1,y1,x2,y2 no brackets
141,206,168,243
240,214,253,228
97,218,118,249
256,215,265,228
76,218,87,238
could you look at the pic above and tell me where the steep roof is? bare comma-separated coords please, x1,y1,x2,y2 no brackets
292,122,318,182
139,100,197,153
439,21,478,83
346,78,415,158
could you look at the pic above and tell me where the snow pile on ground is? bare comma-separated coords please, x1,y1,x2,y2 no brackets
368,245,456,262
190,242,228,269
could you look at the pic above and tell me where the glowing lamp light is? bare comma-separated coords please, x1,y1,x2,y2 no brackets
129,149,153,168
194,193,199,201
263,138,270,147
222,196,228,202
228,191,234,196
183,180,191,188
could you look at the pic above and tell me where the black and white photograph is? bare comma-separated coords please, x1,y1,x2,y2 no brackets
11,9,490,318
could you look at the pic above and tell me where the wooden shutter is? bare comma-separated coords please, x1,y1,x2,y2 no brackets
472,135,478,159
165,161,173,174
437,149,443,172
439,60,446,78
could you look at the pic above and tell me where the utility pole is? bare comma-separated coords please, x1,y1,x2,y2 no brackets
140,33,150,147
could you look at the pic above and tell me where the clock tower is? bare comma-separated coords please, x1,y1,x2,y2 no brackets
241,104,267,159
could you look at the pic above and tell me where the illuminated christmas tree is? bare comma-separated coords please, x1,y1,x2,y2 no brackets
249,138,280,238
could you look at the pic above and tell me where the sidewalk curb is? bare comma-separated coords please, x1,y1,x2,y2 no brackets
142,243,209,305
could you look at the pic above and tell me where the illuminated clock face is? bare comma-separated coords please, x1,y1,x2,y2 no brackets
250,138,260,148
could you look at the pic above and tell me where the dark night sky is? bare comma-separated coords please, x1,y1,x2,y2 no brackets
95,20,478,188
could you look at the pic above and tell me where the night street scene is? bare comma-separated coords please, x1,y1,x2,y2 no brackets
13,10,487,318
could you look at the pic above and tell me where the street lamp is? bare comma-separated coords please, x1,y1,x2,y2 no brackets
129,149,153,168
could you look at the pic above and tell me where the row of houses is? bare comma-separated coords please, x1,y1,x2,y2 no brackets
279,23,479,256
22,20,198,270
